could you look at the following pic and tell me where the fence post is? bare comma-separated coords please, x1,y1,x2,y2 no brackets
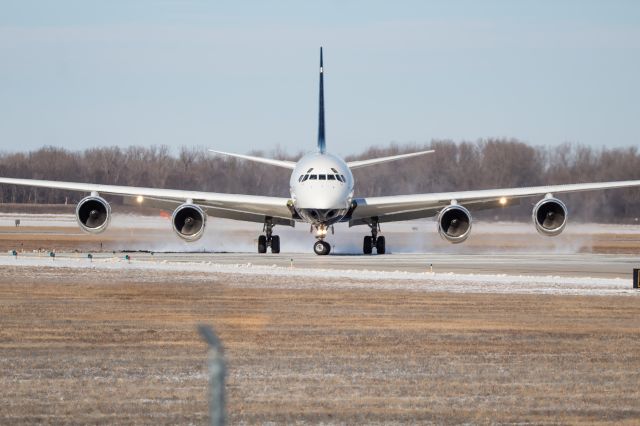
197,324,226,426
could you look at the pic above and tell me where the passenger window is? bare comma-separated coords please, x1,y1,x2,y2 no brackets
328,175,336,180
309,175,317,180
319,174,327,180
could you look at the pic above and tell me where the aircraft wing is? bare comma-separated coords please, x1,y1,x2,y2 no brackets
0,177,295,226
348,179,640,226
208,149,297,169
346,150,434,169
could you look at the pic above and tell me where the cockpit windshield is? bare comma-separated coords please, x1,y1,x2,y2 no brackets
298,172,345,183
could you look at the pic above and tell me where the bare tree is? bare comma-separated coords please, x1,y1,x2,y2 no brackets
1,140,640,222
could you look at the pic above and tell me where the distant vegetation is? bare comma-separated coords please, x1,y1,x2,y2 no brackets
1,139,640,222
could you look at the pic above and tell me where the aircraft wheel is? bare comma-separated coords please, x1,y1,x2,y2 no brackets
363,236,373,254
258,235,267,253
271,235,280,254
376,236,386,254
313,240,330,255
324,241,331,255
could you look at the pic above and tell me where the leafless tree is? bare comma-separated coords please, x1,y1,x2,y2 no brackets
1,140,640,222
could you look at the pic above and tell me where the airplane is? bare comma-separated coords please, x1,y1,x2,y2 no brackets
2,47,640,256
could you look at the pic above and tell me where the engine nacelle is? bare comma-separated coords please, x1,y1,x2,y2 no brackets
76,195,111,234
532,197,567,236
437,204,472,244
172,203,207,241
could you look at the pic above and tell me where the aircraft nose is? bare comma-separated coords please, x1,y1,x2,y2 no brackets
295,185,350,209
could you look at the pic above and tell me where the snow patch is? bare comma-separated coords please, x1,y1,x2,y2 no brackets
1,254,637,297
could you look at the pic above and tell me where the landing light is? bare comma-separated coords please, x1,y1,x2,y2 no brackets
499,197,507,206
136,196,144,204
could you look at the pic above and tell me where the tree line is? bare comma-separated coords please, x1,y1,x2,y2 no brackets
1,139,639,222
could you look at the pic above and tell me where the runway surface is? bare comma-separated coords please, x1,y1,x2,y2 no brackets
3,251,639,296
10,251,639,278
146,252,640,278
2,213,640,295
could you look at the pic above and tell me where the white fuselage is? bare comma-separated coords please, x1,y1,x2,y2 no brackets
289,152,354,225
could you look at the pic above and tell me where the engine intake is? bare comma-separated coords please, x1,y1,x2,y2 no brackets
532,197,567,236
437,204,472,244
76,195,111,234
172,203,207,241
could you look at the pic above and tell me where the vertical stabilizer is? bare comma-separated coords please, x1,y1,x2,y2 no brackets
317,47,326,153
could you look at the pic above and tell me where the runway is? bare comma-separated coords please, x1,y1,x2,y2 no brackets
140,252,640,278
10,251,639,279
1,214,640,295
3,251,639,296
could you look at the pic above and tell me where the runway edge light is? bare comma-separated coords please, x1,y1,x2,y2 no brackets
633,268,640,289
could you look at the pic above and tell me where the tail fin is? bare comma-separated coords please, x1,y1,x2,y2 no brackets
317,47,326,153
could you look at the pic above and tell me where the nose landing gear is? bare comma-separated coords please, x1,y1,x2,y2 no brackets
312,224,331,255
258,219,280,254
313,240,331,255
363,219,386,255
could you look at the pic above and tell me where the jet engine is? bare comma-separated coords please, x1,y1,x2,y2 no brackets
76,195,111,234
532,197,567,236
172,203,207,241
437,204,472,243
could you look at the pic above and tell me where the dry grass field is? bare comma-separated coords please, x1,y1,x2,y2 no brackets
1,265,639,424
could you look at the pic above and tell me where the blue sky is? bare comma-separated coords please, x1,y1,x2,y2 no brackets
0,1,639,156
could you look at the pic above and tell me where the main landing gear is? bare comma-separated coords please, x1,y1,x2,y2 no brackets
258,220,280,254
363,219,385,255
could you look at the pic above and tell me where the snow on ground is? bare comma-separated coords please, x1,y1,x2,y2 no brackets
1,254,638,297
